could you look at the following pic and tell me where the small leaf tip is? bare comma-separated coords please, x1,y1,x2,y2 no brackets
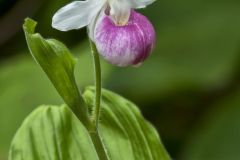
23,18,37,34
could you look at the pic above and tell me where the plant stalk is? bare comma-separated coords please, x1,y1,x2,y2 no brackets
88,40,108,160
89,40,102,132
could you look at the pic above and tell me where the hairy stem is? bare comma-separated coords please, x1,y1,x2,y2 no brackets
89,40,102,132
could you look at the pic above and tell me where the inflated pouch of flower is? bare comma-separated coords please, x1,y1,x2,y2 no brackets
8,0,170,160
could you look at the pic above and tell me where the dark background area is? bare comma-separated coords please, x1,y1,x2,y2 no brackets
0,0,240,159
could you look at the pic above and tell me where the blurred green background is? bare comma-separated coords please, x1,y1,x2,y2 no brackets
1,0,240,159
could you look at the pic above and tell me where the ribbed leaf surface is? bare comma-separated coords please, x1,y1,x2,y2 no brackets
84,87,170,160
9,105,98,160
9,88,170,160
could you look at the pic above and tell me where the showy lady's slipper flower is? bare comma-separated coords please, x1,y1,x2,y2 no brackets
52,0,156,66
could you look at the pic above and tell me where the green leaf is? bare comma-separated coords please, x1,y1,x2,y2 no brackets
9,105,99,160
84,87,170,160
9,88,170,160
23,18,90,127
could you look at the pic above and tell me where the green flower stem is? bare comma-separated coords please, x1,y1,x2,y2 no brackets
89,40,102,132
88,41,109,159
90,132,109,160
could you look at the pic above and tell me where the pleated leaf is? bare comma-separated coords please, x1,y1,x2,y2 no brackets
84,87,170,160
9,105,99,160
9,88,170,160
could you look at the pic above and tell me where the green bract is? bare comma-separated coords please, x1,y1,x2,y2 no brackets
23,18,90,127
8,18,170,160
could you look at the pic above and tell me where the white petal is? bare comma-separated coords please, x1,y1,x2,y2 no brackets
108,0,131,25
52,0,104,31
130,0,156,9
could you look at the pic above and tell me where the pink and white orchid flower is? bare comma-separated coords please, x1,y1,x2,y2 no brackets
52,0,156,67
